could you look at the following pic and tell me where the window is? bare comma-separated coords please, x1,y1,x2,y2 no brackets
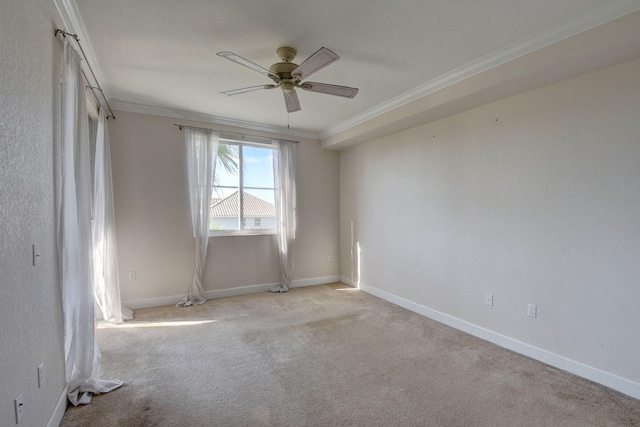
210,139,276,235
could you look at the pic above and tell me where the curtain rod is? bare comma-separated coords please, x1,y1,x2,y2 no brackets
55,29,116,120
173,124,299,144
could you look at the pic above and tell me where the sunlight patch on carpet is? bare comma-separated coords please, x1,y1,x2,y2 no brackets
97,320,217,329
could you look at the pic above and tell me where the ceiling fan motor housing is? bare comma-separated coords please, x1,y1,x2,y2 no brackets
269,61,298,81
269,46,301,85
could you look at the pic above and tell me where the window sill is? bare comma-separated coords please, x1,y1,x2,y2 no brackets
209,229,276,237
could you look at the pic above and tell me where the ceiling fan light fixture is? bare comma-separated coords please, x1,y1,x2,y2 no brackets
281,82,295,95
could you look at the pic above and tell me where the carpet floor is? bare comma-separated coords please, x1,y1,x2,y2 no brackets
61,283,640,426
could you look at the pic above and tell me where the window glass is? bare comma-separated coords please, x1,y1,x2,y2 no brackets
211,140,276,234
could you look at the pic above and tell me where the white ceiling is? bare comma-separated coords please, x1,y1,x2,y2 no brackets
62,0,640,138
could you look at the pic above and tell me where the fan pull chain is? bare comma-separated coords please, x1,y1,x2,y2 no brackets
287,112,290,129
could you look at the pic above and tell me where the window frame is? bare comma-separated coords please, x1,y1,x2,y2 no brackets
209,138,277,237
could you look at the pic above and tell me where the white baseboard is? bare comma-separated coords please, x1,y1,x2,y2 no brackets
340,275,356,288
47,384,68,427
357,282,640,401
291,275,341,288
123,276,342,310
123,294,184,310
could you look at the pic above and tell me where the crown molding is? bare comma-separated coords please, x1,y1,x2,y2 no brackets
320,0,640,140
54,0,640,142
111,101,320,140
52,0,318,140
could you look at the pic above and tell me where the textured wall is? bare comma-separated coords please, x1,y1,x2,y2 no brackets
0,1,67,426
340,57,640,386
109,111,340,303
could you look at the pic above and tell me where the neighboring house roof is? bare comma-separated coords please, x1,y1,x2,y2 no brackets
211,191,275,217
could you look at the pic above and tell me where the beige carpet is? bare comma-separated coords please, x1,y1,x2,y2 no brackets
61,283,640,426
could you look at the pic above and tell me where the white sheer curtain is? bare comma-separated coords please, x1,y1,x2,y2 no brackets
57,38,123,406
93,108,133,323
270,140,297,293
177,127,219,307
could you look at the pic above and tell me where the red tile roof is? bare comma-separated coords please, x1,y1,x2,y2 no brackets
210,191,275,217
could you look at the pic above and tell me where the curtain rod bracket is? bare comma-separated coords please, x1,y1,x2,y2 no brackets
55,28,115,120
55,29,79,41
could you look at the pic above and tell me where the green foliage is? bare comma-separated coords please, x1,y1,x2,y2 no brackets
216,143,238,179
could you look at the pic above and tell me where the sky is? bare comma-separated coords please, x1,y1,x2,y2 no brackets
215,143,275,204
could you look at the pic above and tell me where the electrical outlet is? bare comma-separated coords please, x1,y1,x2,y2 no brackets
15,392,24,423
38,363,44,388
527,304,537,318
485,293,493,306
327,256,333,263
128,271,137,281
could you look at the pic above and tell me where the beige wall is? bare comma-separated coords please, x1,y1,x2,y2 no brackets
0,1,67,426
340,57,640,388
109,111,340,304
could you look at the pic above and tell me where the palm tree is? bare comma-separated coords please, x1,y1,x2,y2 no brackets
210,143,239,230
215,143,238,178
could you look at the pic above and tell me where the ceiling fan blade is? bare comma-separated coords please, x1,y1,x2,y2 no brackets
283,90,301,113
217,51,279,80
291,47,339,79
220,84,277,96
301,82,359,98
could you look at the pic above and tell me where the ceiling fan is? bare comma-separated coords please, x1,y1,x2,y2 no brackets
217,46,359,113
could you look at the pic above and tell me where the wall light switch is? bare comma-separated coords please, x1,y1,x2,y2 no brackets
15,392,24,423
38,363,44,387
527,304,537,318
485,293,493,306
32,244,40,266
